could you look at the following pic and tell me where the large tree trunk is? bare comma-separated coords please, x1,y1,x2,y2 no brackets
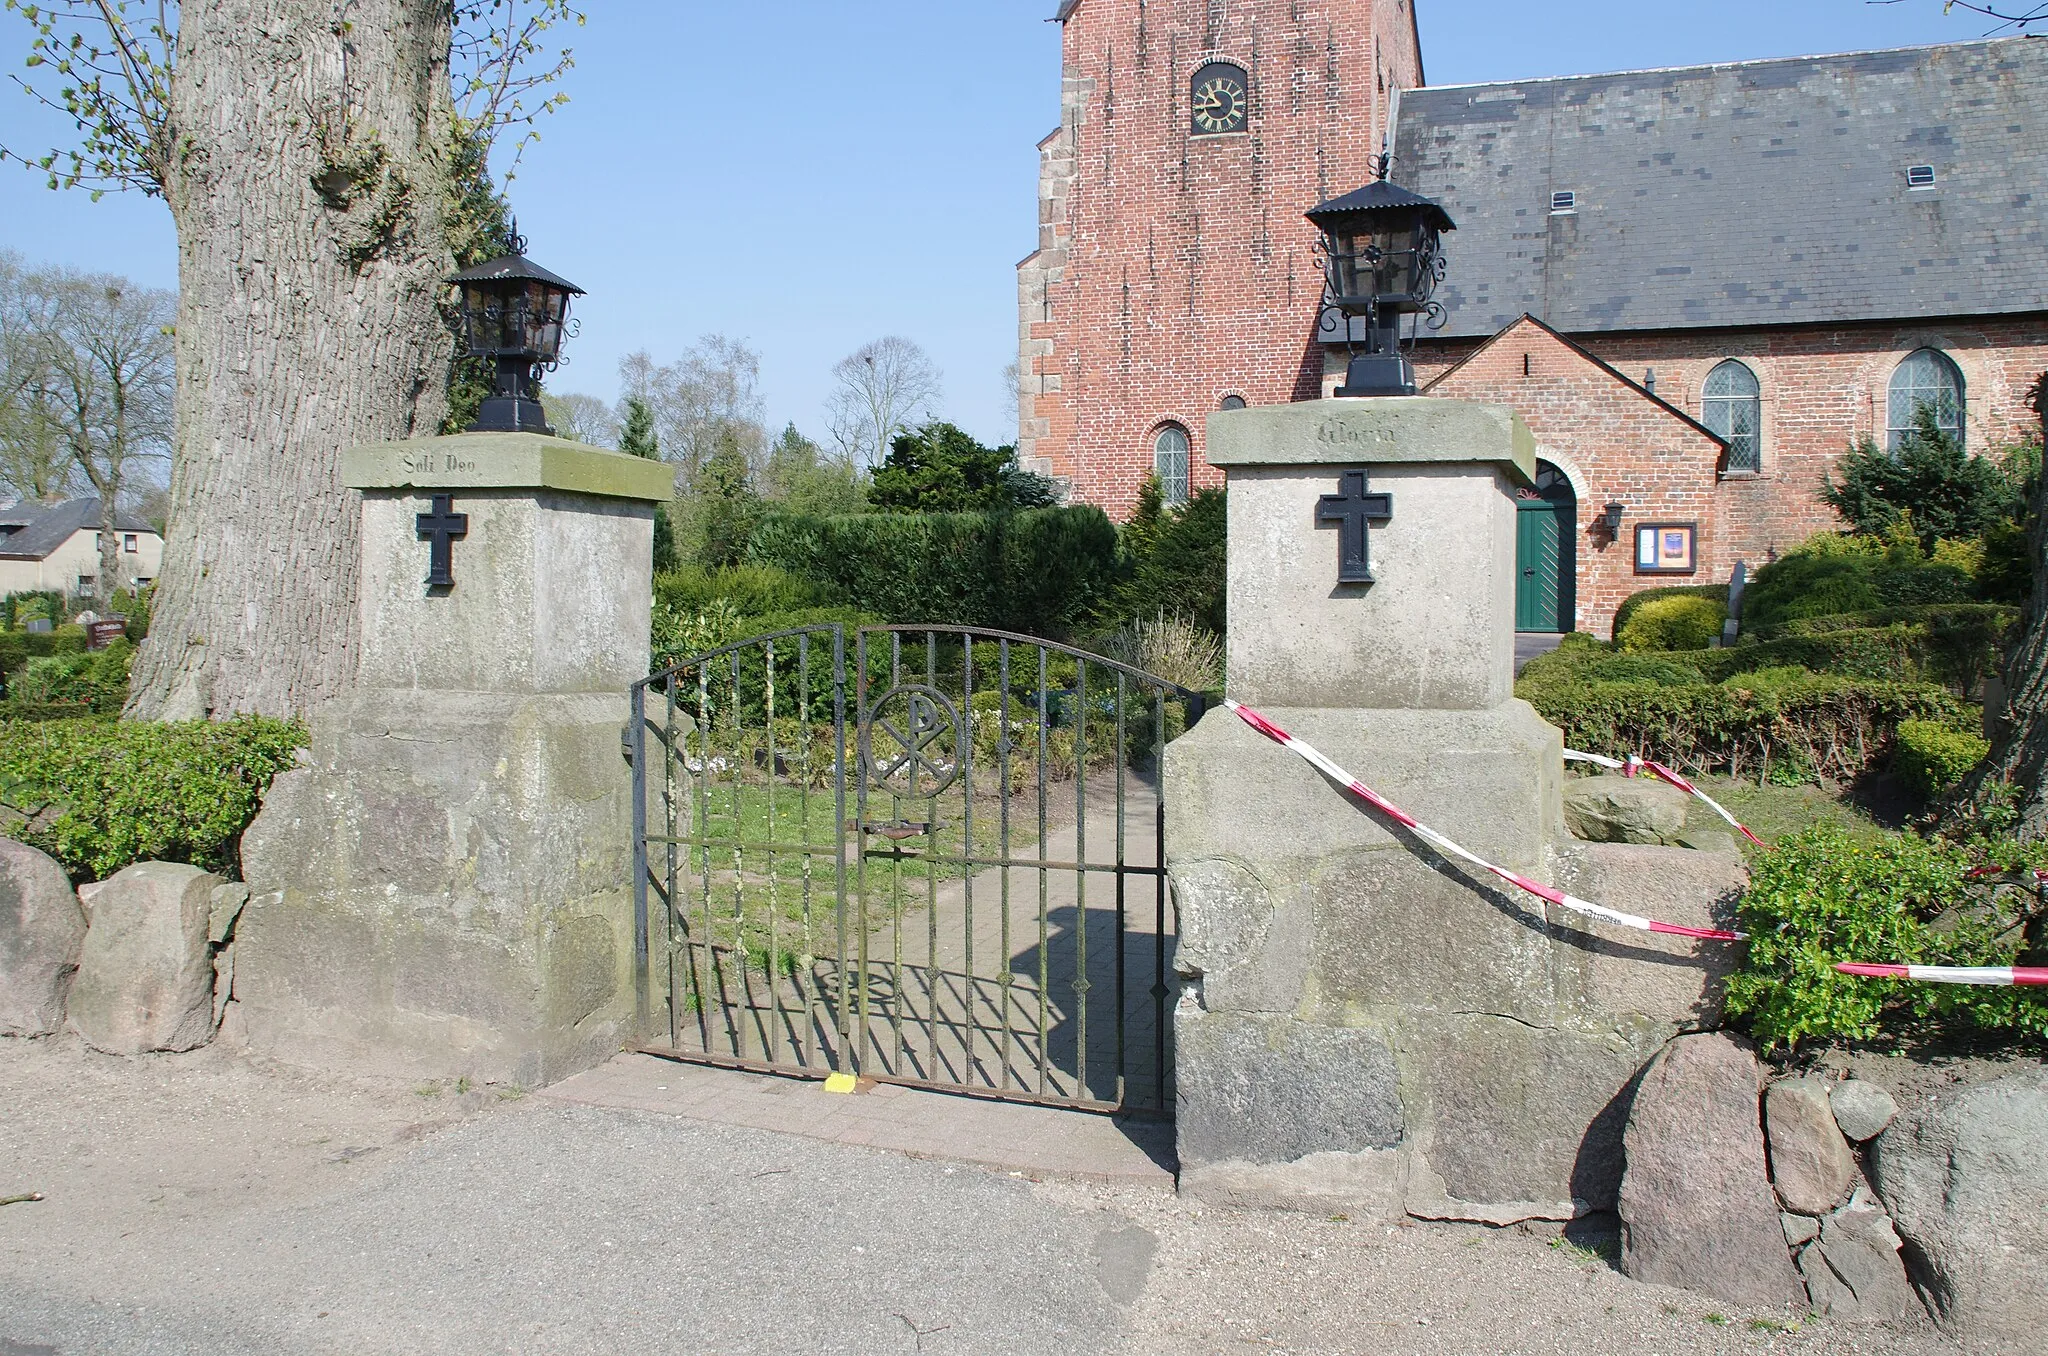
127,2,457,719
1959,372,2048,835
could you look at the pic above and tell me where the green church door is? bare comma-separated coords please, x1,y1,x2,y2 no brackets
1515,463,1576,633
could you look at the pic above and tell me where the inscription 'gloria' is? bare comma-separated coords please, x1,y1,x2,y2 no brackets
1315,419,1396,446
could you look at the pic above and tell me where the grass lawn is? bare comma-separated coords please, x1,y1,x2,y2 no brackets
1689,774,1903,848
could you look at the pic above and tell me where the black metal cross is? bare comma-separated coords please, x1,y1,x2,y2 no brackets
416,493,468,589
1316,469,1394,584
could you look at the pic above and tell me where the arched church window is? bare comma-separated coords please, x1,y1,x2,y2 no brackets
1154,424,1191,507
1887,348,1965,452
1219,394,1246,411
1701,360,1762,473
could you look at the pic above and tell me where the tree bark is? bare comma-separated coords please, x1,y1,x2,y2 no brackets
1959,372,2048,835
127,2,457,719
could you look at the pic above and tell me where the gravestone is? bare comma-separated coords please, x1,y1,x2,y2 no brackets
1164,397,1743,1223
234,432,673,1086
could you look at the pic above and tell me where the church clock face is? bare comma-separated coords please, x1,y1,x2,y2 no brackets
1190,62,1248,135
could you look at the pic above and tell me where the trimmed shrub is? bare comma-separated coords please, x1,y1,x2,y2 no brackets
1616,594,1727,652
747,505,1119,636
0,624,90,699
1726,825,2048,1050
6,639,133,714
1894,719,1991,802
1517,668,1961,784
1517,644,1706,688
0,716,307,881
654,563,835,618
1745,533,1978,636
1612,584,1730,637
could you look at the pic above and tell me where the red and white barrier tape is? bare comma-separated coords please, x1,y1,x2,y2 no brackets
1225,699,1746,942
1563,748,1764,847
1835,962,2048,987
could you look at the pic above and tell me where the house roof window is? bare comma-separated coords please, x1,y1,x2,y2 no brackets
1550,190,1577,214
1906,164,1936,190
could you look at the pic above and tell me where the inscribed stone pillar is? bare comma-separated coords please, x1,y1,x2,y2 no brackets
1164,398,1743,1224
235,432,674,1087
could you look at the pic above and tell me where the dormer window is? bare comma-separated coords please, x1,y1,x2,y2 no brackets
1550,190,1577,214
1906,165,1936,190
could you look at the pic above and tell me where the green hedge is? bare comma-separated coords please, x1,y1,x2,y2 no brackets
1616,594,1727,652
1893,719,1991,802
0,716,307,881
1527,605,2014,694
653,563,836,618
0,625,89,695
1744,541,1977,636
1518,667,1962,783
1727,826,2048,1050
747,506,1119,636
1612,584,1729,637
5,639,134,714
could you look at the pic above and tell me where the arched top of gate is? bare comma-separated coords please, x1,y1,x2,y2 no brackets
854,623,1210,701
636,622,846,694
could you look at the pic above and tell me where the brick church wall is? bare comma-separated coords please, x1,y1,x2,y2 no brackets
1018,0,1422,520
1422,319,1727,638
1403,315,2048,636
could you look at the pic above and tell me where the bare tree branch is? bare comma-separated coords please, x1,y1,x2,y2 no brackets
827,337,943,469
1868,0,2048,32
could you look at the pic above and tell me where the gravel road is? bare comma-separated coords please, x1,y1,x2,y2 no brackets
0,1037,1981,1356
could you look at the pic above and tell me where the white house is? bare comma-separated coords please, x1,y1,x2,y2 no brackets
0,497,164,599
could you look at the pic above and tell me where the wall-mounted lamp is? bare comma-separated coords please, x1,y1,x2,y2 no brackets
1602,502,1627,536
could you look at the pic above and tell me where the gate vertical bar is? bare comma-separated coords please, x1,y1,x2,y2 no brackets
997,639,1015,1092
1154,691,1170,1109
833,626,852,1076
665,674,682,1049
1073,658,1090,1101
630,682,649,1033
1034,647,1050,1097
1113,671,1127,1108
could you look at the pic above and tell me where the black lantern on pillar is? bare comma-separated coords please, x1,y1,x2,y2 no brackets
1306,157,1456,398
447,228,584,434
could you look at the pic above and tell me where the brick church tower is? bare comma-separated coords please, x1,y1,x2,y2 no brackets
1017,0,1421,518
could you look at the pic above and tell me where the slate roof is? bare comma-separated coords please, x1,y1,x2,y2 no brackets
0,498,157,561
1374,36,2048,342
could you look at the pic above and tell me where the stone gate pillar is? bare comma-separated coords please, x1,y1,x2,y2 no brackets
234,432,673,1087
1164,397,1740,1223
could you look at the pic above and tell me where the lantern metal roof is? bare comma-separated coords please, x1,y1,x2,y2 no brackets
1305,180,1457,235
446,253,584,295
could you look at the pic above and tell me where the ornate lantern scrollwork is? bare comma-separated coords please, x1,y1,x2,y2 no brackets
447,226,585,435
1305,157,1456,398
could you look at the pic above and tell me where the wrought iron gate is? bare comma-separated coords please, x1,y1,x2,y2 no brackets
627,625,1206,1115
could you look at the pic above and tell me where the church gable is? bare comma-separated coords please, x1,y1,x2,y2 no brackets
1427,315,1726,461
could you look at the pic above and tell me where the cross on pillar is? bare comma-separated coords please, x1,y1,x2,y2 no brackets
1315,469,1394,584
416,493,468,589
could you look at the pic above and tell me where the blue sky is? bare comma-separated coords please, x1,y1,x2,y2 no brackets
0,1,2012,448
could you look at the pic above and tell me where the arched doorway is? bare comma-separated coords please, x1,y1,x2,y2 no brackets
1514,462,1576,633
